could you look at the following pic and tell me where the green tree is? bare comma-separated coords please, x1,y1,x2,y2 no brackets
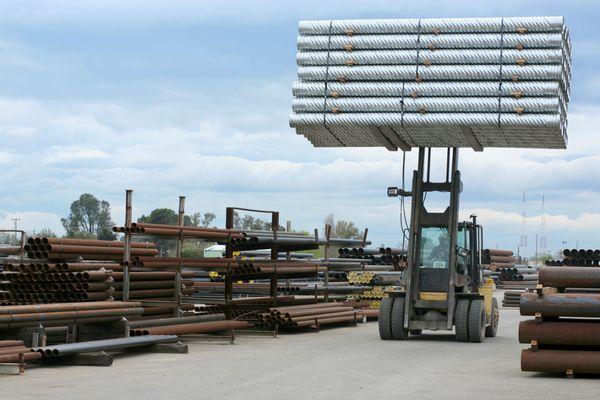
201,212,216,228
190,212,201,227
335,220,360,239
323,214,362,239
137,208,193,226
37,228,57,238
61,193,116,240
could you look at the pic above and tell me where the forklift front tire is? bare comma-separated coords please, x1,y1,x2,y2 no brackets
378,297,394,340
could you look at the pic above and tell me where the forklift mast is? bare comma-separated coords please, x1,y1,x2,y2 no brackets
404,147,461,330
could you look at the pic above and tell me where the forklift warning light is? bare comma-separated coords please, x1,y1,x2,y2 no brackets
387,187,399,197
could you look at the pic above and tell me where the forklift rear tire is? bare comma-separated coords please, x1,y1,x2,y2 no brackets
378,297,394,340
485,298,499,337
391,297,409,340
468,299,486,343
454,299,470,342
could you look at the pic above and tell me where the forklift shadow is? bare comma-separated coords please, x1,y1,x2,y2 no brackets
405,333,457,342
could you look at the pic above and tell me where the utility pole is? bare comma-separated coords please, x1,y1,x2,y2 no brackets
535,234,538,266
11,218,20,244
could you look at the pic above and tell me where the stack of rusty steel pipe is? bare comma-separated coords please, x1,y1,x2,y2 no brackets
24,237,158,260
502,290,523,308
496,265,538,289
256,302,358,329
545,248,600,267
0,339,40,365
482,249,518,270
128,256,323,277
0,246,22,257
520,266,600,376
114,223,244,241
337,246,406,267
0,301,143,330
0,269,115,304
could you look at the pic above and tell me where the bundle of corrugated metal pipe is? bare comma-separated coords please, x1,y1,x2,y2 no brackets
0,301,143,330
545,248,600,266
24,237,158,260
291,17,571,150
256,303,359,329
520,266,600,376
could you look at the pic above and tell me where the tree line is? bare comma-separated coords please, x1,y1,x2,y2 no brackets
3,193,364,248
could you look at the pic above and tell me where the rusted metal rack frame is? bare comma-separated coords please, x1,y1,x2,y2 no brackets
122,190,184,317
322,225,369,302
0,229,26,262
224,207,280,320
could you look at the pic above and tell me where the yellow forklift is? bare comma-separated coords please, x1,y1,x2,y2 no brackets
380,148,498,342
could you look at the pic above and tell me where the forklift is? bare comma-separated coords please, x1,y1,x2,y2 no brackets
379,147,499,342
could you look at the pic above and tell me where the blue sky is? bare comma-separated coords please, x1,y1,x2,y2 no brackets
1,0,599,255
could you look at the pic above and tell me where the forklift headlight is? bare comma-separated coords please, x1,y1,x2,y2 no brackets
387,187,399,197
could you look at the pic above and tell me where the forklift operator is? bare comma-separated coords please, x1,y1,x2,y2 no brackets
429,235,450,268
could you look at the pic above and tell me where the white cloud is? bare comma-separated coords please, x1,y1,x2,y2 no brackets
0,151,14,163
42,146,111,165
0,211,64,236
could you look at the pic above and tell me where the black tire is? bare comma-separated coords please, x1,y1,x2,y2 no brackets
468,299,486,343
454,299,470,342
378,297,394,340
485,298,499,337
409,329,422,335
391,296,409,340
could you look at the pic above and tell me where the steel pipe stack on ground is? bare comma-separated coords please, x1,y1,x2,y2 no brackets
31,335,179,358
129,320,249,336
0,301,143,330
291,17,571,150
482,249,517,270
256,303,358,329
0,340,40,365
496,265,538,288
519,266,600,377
546,248,600,267
502,290,523,308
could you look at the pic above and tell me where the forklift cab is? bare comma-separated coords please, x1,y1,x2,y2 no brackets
416,218,481,296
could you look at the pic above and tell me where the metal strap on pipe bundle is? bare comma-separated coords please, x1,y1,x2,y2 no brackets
290,16,571,150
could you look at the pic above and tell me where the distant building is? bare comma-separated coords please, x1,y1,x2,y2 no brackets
203,244,225,258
